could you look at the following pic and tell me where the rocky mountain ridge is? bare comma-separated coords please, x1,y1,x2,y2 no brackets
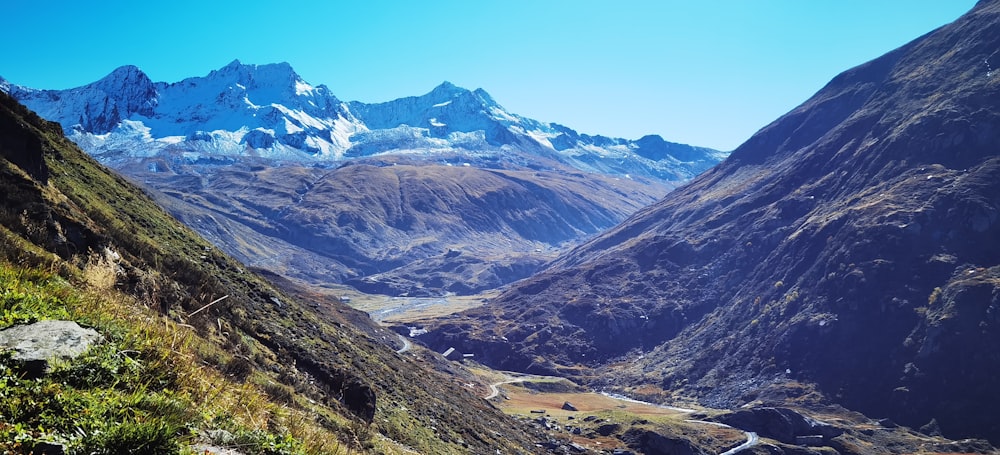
1,60,725,182
416,0,1000,444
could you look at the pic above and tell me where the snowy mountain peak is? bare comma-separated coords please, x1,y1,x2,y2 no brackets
428,81,467,97
98,65,151,86
4,61,726,182
206,60,301,88
5,64,162,134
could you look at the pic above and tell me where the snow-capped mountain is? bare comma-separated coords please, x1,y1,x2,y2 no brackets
1,60,725,181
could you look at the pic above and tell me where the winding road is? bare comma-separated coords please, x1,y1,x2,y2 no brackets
395,334,412,354
718,431,759,455
483,378,526,400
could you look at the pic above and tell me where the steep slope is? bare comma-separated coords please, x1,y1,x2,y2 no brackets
123,154,664,296
418,0,1000,444
0,91,545,453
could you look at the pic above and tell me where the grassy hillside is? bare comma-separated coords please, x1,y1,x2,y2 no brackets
0,91,542,453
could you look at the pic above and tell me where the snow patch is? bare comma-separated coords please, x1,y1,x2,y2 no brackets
294,80,314,96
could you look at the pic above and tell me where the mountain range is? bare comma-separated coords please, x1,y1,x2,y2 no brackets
416,0,1000,445
1,61,724,296
0,60,724,182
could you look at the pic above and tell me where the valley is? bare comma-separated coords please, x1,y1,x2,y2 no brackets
2,1,999,453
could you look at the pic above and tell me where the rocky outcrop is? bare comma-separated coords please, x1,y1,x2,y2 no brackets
711,407,842,445
621,428,707,455
0,320,103,377
0,96,50,183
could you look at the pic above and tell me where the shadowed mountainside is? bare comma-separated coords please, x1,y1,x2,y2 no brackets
121,155,666,296
417,0,1000,443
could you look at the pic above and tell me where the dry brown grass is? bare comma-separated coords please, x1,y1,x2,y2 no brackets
82,247,121,290
499,388,685,419
492,380,748,454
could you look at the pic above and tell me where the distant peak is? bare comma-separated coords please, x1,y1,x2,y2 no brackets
430,81,469,96
95,65,153,90
426,82,499,107
110,64,143,75
207,60,303,87
103,65,149,80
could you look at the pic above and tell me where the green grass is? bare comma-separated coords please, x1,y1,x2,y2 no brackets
0,262,349,454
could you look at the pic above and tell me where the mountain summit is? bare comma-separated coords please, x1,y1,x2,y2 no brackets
418,0,1000,443
2,61,724,182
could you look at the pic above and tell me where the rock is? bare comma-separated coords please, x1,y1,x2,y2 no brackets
0,320,102,377
621,428,703,455
795,435,825,446
877,418,898,428
204,429,236,445
536,440,560,450
596,423,621,436
190,444,244,455
562,401,578,411
919,418,943,437
340,377,376,423
0,96,50,183
713,407,843,445
28,441,66,455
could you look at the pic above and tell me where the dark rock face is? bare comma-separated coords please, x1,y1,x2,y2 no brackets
340,378,377,423
596,423,621,436
0,320,103,378
712,407,842,445
0,92,51,183
0,94,106,259
419,0,1000,443
621,428,706,455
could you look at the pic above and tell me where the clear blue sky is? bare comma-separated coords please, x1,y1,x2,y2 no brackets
1,1,976,151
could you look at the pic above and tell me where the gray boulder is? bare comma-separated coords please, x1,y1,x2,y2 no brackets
0,320,103,377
